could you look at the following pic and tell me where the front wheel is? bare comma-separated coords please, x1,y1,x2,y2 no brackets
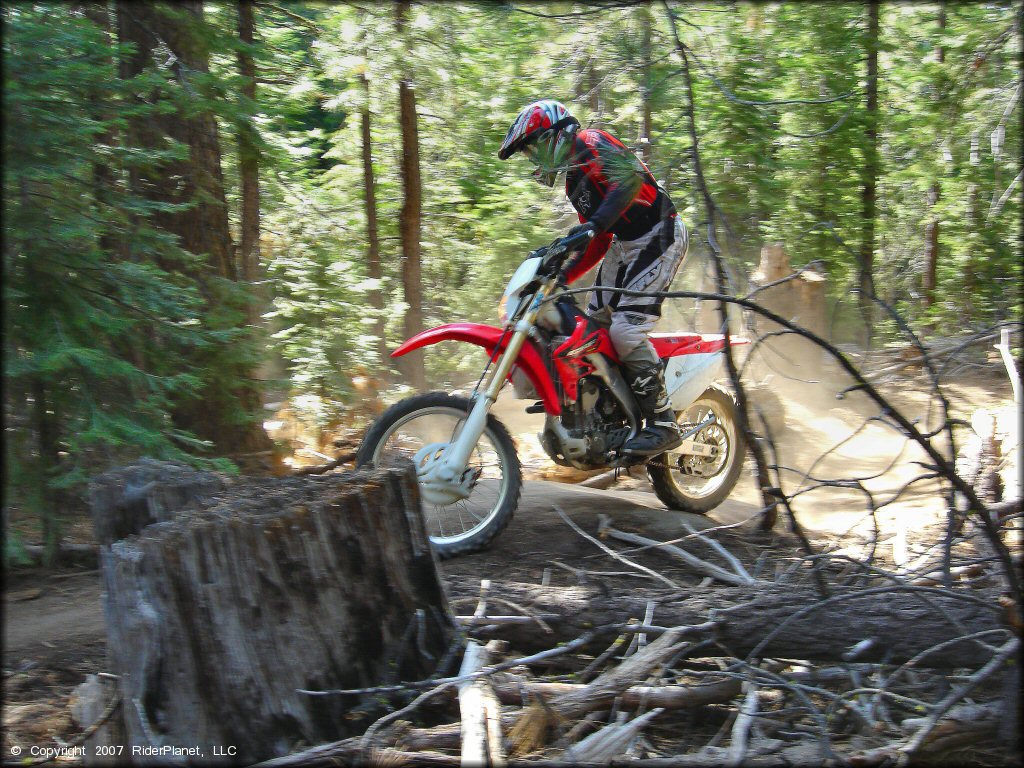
356,392,522,558
647,384,746,513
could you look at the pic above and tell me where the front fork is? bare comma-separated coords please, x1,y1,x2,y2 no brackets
420,282,552,498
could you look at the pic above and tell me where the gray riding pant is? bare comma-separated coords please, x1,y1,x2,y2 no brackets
587,217,689,369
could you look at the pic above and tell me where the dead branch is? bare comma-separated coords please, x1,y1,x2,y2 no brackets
899,636,1019,758
555,506,681,589
457,640,505,767
509,628,688,754
725,677,759,767
561,707,665,764
292,451,356,475
598,517,755,586
680,522,755,582
490,676,742,710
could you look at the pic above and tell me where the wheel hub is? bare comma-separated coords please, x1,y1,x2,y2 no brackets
675,423,728,478
412,443,479,505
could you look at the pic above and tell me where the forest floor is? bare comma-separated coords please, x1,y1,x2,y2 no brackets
2,360,1018,765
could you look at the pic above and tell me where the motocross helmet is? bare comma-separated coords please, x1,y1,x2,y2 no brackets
498,99,579,187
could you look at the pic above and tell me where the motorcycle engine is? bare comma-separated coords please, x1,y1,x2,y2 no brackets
555,377,630,467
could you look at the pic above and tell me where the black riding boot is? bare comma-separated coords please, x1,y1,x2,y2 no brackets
622,362,682,457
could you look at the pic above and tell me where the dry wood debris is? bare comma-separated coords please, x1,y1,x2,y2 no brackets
265,500,1020,768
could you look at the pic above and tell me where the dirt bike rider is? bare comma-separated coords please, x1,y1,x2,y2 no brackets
499,99,689,457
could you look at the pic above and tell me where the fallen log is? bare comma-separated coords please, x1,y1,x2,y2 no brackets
93,459,454,764
446,581,1007,668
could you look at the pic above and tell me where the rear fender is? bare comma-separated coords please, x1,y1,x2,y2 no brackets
651,333,751,358
393,323,561,415
662,336,750,412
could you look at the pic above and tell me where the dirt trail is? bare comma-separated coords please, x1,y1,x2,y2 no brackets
7,369,1010,658
4,573,105,656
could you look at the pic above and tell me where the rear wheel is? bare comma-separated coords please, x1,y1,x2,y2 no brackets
356,392,521,558
648,385,746,513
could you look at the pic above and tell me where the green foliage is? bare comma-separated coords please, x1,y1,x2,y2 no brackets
3,4,245,562
242,0,1023,407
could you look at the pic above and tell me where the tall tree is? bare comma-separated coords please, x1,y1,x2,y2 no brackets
237,0,262,325
360,63,388,373
638,4,654,166
4,3,220,562
396,1,425,391
116,0,271,455
859,0,880,346
922,3,946,311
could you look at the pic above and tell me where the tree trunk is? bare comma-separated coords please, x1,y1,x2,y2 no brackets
30,377,61,566
450,581,1004,669
588,58,601,115
396,2,426,391
750,243,828,357
360,67,388,373
123,1,236,280
82,3,120,257
92,459,454,764
237,0,262,326
859,0,880,348
639,5,653,166
923,3,946,311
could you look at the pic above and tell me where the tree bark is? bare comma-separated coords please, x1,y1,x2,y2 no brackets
396,2,426,391
93,459,454,764
30,377,62,566
923,3,946,310
360,66,388,373
859,0,880,347
449,581,1005,669
639,5,653,166
237,0,262,325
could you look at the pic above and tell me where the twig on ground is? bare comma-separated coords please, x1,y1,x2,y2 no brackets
598,516,755,586
898,636,1019,760
680,521,756,582
555,506,680,589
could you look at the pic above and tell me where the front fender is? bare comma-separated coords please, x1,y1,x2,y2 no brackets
393,323,561,415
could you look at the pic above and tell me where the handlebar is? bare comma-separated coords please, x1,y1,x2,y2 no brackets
531,227,596,276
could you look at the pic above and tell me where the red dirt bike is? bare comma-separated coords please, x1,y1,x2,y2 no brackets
357,229,749,557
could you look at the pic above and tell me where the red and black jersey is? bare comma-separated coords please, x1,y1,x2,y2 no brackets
563,128,676,283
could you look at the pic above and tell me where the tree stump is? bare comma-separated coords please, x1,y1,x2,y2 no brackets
749,243,828,374
88,457,228,547
90,459,454,764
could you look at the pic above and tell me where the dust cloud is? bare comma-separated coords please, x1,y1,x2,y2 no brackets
494,303,1018,555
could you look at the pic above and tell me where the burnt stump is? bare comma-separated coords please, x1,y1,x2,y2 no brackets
89,459,454,764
